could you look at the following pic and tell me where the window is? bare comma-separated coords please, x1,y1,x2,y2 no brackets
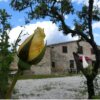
69,60,75,73
78,46,83,54
62,46,67,53
70,60,74,68
51,46,54,49
52,62,55,68
91,48,94,54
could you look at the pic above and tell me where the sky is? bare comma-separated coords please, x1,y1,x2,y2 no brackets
0,0,100,46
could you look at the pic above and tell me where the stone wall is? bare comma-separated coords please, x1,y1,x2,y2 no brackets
10,55,18,70
49,41,96,73
10,41,99,75
10,47,51,75
31,47,51,75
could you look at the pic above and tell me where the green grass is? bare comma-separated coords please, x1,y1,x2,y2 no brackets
92,95,100,99
18,73,79,80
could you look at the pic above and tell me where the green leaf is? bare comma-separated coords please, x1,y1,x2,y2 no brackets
18,58,31,70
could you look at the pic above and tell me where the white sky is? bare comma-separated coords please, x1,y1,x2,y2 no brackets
9,21,78,45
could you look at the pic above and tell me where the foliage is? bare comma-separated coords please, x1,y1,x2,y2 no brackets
0,9,13,98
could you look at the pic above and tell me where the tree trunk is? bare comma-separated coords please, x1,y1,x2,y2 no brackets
87,78,95,99
0,91,5,99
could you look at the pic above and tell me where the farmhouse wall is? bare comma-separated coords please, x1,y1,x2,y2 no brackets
10,40,99,75
49,41,96,73
31,47,51,75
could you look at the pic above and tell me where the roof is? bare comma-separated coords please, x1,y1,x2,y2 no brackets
47,40,82,47
47,40,100,47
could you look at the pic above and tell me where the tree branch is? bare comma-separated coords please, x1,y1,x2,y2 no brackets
29,3,33,14
50,7,91,44
88,0,94,41
73,52,89,78
51,0,56,8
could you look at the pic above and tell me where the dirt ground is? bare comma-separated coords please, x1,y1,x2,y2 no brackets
12,75,100,99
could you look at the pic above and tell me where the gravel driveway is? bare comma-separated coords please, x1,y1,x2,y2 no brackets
12,75,100,99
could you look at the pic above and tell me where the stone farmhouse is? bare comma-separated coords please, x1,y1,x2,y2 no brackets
10,40,99,75
30,40,97,75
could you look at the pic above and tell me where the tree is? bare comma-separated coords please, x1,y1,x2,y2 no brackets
0,9,13,98
10,0,100,99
